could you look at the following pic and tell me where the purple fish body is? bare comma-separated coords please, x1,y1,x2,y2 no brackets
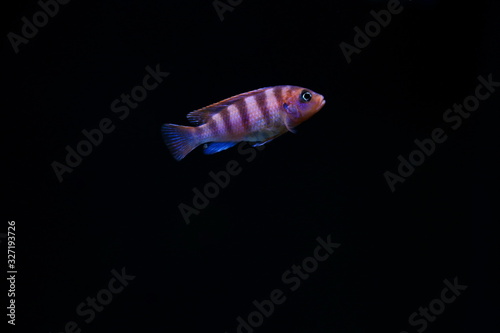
162,85,325,160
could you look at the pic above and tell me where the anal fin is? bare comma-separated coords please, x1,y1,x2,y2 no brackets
203,142,237,155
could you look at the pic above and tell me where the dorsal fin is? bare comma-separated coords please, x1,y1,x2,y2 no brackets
186,104,225,125
186,86,273,125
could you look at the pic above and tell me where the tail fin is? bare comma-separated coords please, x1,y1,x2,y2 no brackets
161,124,199,161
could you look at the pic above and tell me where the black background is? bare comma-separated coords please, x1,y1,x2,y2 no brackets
2,0,498,332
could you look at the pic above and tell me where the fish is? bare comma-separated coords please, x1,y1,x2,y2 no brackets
161,85,326,161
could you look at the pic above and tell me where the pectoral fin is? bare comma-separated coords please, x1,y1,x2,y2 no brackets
283,103,299,133
284,119,297,133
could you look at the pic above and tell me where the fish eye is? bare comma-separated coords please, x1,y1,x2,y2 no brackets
300,90,312,103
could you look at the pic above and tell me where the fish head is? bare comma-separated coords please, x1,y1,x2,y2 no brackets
282,86,326,128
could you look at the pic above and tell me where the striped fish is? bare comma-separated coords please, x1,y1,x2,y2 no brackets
162,85,325,160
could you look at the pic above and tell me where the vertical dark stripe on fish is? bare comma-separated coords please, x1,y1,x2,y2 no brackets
194,126,203,140
256,92,272,126
221,109,233,134
237,99,251,131
208,118,218,137
273,86,283,106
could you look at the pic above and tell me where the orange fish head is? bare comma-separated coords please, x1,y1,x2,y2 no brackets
283,86,326,129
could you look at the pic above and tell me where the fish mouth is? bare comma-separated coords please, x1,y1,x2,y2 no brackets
319,97,326,108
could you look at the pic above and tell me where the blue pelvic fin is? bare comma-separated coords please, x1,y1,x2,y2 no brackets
252,137,276,147
203,142,237,155
251,132,284,147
